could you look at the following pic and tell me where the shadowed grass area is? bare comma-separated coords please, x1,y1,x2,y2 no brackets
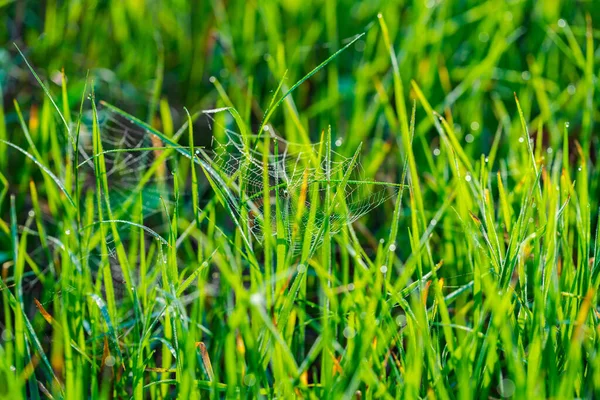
1,1,600,398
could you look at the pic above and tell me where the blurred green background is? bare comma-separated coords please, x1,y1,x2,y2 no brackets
2,0,598,148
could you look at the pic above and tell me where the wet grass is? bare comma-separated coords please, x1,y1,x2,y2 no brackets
1,1,600,398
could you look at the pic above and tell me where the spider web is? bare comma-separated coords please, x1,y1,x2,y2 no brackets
77,105,177,221
59,105,181,302
201,111,400,255
74,103,401,258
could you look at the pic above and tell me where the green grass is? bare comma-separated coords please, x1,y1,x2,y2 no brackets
1,0,600,398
